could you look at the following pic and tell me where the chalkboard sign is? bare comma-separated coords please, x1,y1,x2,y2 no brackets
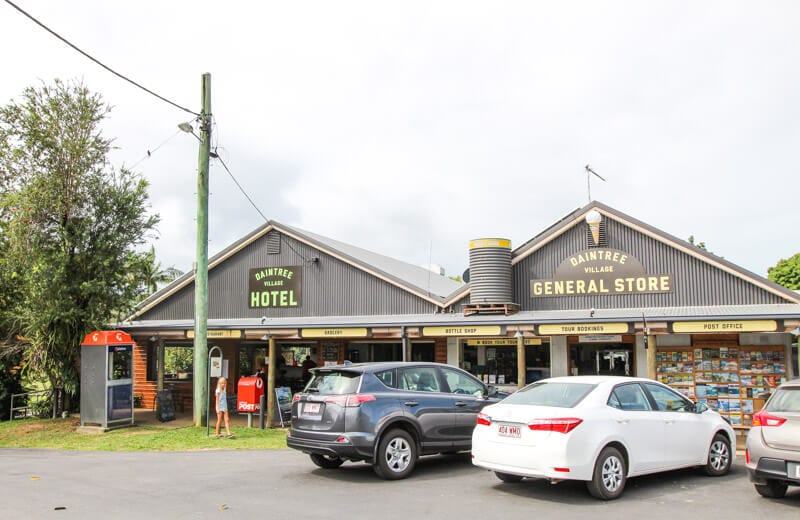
156,390,176,422
323,342,339,361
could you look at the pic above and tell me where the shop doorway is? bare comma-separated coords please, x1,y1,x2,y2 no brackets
570,343,634,376
347,342,403,363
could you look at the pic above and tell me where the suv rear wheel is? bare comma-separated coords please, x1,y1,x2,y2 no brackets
754,480,788,498
374,428,417,480
309,453,344,469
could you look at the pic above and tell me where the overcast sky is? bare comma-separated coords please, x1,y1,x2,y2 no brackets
2,1,798,281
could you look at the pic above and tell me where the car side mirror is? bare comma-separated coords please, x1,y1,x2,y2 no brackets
485,385,499,398
694,402,708,414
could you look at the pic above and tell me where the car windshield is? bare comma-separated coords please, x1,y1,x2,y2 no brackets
766,387,800,413
501,382,596,408
306,371,360,395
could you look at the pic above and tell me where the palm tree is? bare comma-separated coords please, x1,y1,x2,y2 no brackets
140,246,184,295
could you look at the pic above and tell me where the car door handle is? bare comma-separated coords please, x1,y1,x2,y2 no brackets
664,419,675,425
404,401,419,407
615,418,629,424
454,401,468,407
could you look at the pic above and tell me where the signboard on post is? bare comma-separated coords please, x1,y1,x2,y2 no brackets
210,356,222,378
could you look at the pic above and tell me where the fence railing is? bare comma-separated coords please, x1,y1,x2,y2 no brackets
9,388,61,420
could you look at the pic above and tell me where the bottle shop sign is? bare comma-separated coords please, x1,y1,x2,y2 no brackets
530,248,673,297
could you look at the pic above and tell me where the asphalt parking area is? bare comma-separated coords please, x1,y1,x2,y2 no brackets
2,449,798,519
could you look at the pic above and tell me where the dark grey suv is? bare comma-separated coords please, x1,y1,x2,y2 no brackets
286,361,501,479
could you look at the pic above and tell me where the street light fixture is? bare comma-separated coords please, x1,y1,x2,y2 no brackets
178,121,201,142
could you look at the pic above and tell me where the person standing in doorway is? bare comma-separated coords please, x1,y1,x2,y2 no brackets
301,355,317,382
215,377,234,439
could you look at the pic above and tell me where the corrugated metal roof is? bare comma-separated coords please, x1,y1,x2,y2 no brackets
276,222,464,300
130,220,465,319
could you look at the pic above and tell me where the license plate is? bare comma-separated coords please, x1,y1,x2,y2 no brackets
497,424,521,438
789,462,800,479
302,402,321,415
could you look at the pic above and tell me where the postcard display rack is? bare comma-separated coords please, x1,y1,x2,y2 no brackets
656,344,787,428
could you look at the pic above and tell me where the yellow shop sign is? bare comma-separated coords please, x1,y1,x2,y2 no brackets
671,320,777,333
187,330,242,339
466,338,543,346
538,323,629,335
422,326,502,337
301,328,369,338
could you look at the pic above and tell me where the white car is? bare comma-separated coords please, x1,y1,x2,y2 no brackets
471,376,735,500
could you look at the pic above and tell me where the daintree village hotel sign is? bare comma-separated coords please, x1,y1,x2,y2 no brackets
531,248,673,297
248,266,302,308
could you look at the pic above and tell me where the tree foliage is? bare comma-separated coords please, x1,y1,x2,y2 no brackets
768,253,800,290
0,80,160,400
140,246,184,294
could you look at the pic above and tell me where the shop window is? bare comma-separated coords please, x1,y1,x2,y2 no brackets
163,345,193,381
239,345,268,378
347,343,402,363
462,343,551,385
281,344,315,367
411,342,435,362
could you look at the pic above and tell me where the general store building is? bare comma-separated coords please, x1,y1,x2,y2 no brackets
120,201,800,431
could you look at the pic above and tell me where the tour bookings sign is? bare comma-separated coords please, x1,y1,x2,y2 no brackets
248,266,302,308
530,248,673,297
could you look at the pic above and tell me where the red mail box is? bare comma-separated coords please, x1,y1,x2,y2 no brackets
237,376,264,412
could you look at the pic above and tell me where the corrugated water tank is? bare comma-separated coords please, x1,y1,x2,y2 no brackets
468,238,513,304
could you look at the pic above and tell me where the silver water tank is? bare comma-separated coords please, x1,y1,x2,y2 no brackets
468,238,513,304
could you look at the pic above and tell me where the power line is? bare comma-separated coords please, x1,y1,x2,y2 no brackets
214,153,269,223
213,151,312,261
4,0,199,117
129,129,183,170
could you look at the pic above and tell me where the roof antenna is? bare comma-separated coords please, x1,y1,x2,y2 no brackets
584,165,607,203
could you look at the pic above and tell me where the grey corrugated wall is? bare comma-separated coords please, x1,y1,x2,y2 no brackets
139,230,438,320
512,216,789,311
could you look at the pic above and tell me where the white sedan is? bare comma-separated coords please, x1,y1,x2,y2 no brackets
471,376,735,500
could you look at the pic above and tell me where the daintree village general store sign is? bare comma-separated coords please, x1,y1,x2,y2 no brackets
248,266,302,308
530,248,673,297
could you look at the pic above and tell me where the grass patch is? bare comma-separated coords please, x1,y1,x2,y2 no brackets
0,417,288,451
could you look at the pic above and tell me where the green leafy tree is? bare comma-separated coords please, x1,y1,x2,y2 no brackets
768,253,800,290
0,80,159,404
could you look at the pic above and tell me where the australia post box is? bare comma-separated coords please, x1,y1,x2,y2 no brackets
237,376,264,412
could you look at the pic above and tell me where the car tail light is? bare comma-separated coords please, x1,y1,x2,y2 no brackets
292,394,301,402
752,410,786,427
528,418,583,434
476,412,492,426
745,449,750,465
323,394,376,407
